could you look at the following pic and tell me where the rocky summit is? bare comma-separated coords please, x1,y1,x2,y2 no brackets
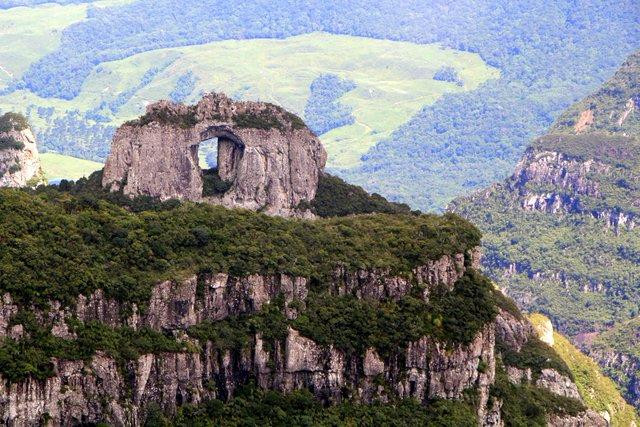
102,93,327,218
0,113,45,188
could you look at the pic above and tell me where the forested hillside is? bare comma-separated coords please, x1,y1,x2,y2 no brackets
451,50,640,407
0,0,638,208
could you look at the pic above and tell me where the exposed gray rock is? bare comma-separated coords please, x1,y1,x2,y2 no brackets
494,308,535,352
0,247,595,426
0,125,45,188
102,94,327,217
548,409,608,427
512,149,606,204
506,366,532,384
536,368,581,400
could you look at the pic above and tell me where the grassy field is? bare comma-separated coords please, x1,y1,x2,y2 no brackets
0,3,87,89
0,28,497,169
40,153,102,182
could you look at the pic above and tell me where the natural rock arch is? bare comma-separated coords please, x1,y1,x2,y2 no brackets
102,94,327,217
200,125,245,183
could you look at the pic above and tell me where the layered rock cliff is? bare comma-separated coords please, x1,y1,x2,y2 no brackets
0,112,45,188
102,94,327,217
0,253,599,426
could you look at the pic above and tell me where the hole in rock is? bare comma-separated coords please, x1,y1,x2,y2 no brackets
199,127,245,197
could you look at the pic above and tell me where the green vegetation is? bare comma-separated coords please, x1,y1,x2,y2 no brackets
0,136,24,151
498,337,572,380
0,184,480,308
529,314,639,426
304,73,356,136
593,317,640,359
294,271,498,357
187,299,288,354
0,112,29,133
452,187,640,335
533,133,640,168
491,361,586,426
1,1,637,210
451,52,640,336
552,52,640,136
168,385,477,426
452,51,640,406
185,271,499,358
307,173,414,217
201,168,233,197
0,311,186,383
433,66,463,86
0,3,88,89
126,105,197,129
0,269,496,385
233,110,286,132
39,152,103,181
0,30,496,166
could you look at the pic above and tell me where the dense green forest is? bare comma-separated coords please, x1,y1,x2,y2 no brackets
304,74,356,136
0,181,588,424
451,51,640,335
0,178,479,308
169,385,480,426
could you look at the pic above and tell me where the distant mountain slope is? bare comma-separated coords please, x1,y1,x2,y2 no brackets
450,50,640,406
1,0,638,210
0,31,497,166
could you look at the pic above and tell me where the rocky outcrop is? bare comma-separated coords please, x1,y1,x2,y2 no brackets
0,251,501,426
535,369,581,400
533,315,555,346
512,149,606,214
506,146,640,232
16,251,476,334
494,309,535,353
0,113,45,188
102,94,327,217
0,326,494,426
548,410,608,427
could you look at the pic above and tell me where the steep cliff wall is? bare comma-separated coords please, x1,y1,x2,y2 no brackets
0,113,45,188
102,94,327,217
0,250,600,426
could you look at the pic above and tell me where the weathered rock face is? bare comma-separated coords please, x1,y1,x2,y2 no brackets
0,249,599,426
548,410,608,427
512,149,606,215
102,94,327,217
535,368,581,400
0,115,45,188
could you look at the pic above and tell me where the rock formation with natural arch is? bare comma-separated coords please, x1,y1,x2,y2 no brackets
102,93,327,217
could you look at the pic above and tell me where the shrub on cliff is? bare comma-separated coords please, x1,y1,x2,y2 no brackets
307,173,415,217
0,112,29,133
172,385,478,426
0,136,24,151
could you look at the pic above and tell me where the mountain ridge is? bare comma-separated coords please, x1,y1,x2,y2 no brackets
450,49,640,409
